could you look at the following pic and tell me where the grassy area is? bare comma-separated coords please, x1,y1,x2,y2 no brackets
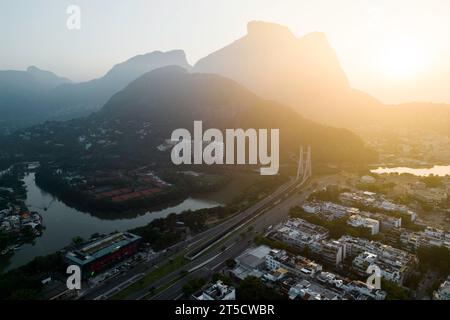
111,253,188,300
143,275,184,299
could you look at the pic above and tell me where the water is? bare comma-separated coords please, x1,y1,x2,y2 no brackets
371,165,450,177
2,172,222,272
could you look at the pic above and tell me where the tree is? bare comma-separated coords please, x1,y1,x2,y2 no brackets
21,225,36,239
236,276,284,300
225,259,236,269
9,289,40,300
182,277,206,297
71,236,84,246
381,280,410,300
417,246,450,276
422,175,442,188
212,273,232,286
0,230,11,251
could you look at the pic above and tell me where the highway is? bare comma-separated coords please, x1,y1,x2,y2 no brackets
82,176,298,300
142,175,336,300
148,179,317,300
83,174,335,300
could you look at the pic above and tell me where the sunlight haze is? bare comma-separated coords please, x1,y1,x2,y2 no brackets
0,0,449,104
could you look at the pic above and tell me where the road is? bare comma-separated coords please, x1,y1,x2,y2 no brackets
83,174,336,300
144,175,336,300
148,181,316,300
82,176,298,300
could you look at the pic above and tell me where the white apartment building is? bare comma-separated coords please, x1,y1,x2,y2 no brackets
195,281,236,301
347,215,380,235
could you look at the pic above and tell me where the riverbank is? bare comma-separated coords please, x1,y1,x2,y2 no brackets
0,172,223,273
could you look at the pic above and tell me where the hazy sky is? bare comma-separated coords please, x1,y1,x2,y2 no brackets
1,0,449,104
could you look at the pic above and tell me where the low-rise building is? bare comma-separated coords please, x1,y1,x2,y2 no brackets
338,235,417,284
391,228,450,251
302,201,359,220
347,215,380,235
233,244,387,300
310,240,346,266
265,248,322,277
195,281,236,301
433,276,450,300
360,212,402,231
231,245,272,280
65,232,141,277
340,191,416,221
273,218,329,249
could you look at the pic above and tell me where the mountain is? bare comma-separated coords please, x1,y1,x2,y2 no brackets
26,66,72,89
194,21,450,134
1,66,376,168
0,50,192,133
47,50,192,120
194,21,382,128
0,67,72,132
0,66,71,92
96,66,375,164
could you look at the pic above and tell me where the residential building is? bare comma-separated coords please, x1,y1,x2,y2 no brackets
265,248,322,277
338,235,417,284
195,281,236,301
273,218,329,249
347,215,380,235
433,276,450,300
231,245,272,280
310,240,346,266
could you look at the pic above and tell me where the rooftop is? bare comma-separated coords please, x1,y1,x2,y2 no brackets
65,232,141,266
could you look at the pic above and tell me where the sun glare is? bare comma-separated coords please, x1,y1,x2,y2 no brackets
378,40,428,79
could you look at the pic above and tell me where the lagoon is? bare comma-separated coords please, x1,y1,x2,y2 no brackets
1,172,222,272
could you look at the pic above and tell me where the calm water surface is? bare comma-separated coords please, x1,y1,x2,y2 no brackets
371,165,450,177
1,172,222,272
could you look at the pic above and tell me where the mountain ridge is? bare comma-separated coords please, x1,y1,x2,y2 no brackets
0,50,192,132
194,20,449,133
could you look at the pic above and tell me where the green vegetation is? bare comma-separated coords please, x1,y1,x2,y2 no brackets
212,273,232,286
182,277,207,297
225,259,236,269
0,230,12,252
356,182,395,194
308,186,342,202
0,252,65,300
417,246,450,276
111,253,187,300
382,279,410,300
0,165,27,207
130,207,232,251
422,175,443,188
71,236,85,246
403,271,425,291
228,174,287,211
236,276,284,300
35,165,187,214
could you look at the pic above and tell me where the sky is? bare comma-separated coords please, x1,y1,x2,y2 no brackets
0,0,449,104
